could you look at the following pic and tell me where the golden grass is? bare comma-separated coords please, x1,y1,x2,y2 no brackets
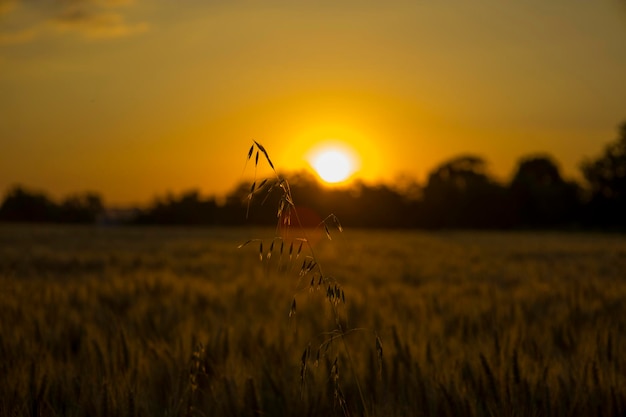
1,225,626,416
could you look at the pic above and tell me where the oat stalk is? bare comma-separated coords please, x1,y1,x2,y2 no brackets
239,140,377,417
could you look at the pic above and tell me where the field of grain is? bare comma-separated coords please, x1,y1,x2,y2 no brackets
1,224,625,416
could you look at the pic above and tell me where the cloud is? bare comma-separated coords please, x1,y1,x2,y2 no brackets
53,6,149,39
0,0,149,44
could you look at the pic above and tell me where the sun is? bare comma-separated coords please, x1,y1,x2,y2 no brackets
308,144,358,184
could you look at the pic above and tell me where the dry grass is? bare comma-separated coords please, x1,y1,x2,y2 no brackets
1,224,626,416
242,141,371,416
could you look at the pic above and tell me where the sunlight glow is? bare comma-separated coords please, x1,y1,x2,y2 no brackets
308,143,358,184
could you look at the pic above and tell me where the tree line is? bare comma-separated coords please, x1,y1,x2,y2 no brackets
2,121,625,229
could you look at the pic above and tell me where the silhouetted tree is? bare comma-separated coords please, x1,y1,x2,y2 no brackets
0,186,104,223
420,155,510,228
286,172,414,228
0,186,59,222
510,155,581,227
134,190,218,225
219,178,285,226
217,171,416,228
580,121,626,226
59,192,104,223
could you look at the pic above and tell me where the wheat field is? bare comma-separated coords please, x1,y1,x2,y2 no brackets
1,224,625,416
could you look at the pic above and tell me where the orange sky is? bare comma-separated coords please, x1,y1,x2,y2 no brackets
2,0,626,206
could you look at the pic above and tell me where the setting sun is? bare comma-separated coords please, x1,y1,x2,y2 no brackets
307,144,359,184
311,150,352,183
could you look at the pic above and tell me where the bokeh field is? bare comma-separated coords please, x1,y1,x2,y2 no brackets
1,224,626,416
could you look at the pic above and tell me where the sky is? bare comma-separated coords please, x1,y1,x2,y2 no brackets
2,0,626,206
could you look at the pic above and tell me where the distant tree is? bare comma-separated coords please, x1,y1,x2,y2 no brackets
390,172,422,202
286,172,414,228
223,171,342,227
420,155,510,228
358,183,415,227
0,186,59,222
510,155,581,227
219,179,282,226
59,192,104,223
580,122,626,226
218,171,417,228
135,190,218,225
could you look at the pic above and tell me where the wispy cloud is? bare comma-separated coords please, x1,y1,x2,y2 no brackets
0,0,149,44
53,4,149,39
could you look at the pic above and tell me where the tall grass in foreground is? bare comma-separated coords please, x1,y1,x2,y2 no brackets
239,141,380,416
1,226,626,416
